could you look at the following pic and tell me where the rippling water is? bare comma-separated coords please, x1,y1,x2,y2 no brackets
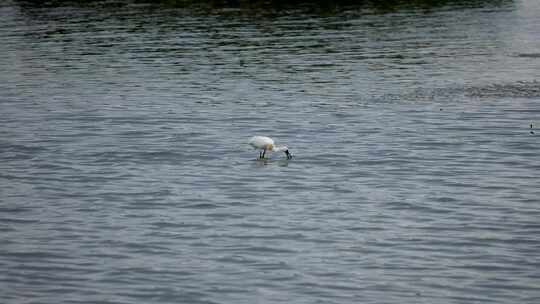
1,0,540,303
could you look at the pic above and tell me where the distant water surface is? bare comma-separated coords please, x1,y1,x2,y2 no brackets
1,0,540,303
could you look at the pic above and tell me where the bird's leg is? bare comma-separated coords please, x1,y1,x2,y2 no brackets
259,151,263,159
262,149,266,159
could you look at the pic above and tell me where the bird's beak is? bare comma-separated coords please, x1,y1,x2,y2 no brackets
285,150,292,160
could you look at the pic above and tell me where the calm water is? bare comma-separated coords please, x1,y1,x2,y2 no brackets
1,0,540,303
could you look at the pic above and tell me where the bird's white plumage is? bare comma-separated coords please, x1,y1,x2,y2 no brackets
249,136,274,150
248,136,291,159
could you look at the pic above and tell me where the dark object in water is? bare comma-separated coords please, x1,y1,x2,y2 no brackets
531,123,535,135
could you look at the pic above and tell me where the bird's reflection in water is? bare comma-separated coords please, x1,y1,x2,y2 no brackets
253,158,290,167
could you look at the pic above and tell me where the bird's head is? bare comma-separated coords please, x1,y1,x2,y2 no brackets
279,146,292,159
273,145,292,159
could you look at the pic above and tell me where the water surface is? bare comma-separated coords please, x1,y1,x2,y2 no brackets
1,0,540,303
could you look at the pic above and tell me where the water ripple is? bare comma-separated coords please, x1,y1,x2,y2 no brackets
2,1,540,304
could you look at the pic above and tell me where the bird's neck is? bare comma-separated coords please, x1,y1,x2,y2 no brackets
273,145,286,152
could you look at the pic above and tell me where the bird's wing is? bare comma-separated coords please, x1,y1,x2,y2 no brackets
249,136,273,149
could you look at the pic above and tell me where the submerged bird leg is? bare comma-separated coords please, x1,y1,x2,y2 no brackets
259,151,262,159
262,149,267,159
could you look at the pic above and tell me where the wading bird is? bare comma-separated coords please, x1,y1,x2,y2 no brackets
249,136,292,160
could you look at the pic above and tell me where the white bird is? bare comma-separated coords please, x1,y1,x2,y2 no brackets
249,136,292,160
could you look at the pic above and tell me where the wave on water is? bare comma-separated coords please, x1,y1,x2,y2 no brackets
465,81,540,98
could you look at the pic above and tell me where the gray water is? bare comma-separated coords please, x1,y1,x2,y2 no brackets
1,0,540,303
